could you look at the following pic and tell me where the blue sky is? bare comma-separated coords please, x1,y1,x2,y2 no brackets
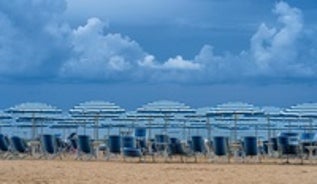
0,0,316,110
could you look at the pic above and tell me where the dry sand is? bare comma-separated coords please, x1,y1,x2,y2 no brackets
0,159,317,184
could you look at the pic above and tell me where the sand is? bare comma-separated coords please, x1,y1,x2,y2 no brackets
0,159,317,184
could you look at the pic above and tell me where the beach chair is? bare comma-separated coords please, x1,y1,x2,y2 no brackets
169,137,190,162
212,136,230,163
106,135,121,160
277,134,301,164
10,136,30,159
242,136,259,162
0,134,10,159
122,136,143,162
299,133,316,160
40,134,62,159
154,134,170,162
191,136,207,162
76,135,96,160
135,128,147,153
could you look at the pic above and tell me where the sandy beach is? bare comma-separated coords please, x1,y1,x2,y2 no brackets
0,159,317,184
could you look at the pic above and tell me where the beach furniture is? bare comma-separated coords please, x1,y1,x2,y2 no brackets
122,136,143,162
76,135,96,160
106,135,121,160
40,134,62,159
154,134,170,162
169,137,190,162
135,128,147,152
277,133,301,164
299,133,316,156
191,136,206,162
212,136,230,162
242,136,259,162
0,134,10,159
10,136,30,159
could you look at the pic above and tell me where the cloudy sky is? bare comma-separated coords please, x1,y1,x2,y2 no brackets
0,0,316,110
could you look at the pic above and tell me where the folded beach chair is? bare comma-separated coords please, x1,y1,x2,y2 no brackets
77,135,96,160
10,136,30,159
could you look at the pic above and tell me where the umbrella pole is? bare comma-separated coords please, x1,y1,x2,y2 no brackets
182,120,186,140
234,113,238,143
32,114,35,140
207,117,211,141
149,119,152,140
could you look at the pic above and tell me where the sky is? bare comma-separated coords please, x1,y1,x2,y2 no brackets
0,0,316,110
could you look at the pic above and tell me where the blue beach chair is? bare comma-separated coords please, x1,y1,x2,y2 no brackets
0,134,10,159
77,135,96,160
10,136,30,159
122,136,143,162
106,135,121,160
191,136,206,162
40,134,62,159
242,136,259,162
212,136,230,163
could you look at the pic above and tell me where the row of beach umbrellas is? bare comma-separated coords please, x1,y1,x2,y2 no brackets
0,101,317,141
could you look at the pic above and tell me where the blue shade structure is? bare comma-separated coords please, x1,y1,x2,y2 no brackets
6,103,62,140
69,101,125,140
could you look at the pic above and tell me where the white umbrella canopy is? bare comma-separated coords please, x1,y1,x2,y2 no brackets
6,102,62,114
69,101,125,117
69,101,125,139
281,103,317,132
0,111,13,133
207,102,263,117
137,100,196,114
206,102,264,142
283,103,317,116
5,102,62,139
136,100,196,134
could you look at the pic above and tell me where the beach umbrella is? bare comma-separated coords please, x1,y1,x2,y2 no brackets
0,111,13,134
136,100,196,134
6,102,62,140
262,106,283,139
206,102,263,143
282,103,317,133
69,101,125,140
126,111,173,139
